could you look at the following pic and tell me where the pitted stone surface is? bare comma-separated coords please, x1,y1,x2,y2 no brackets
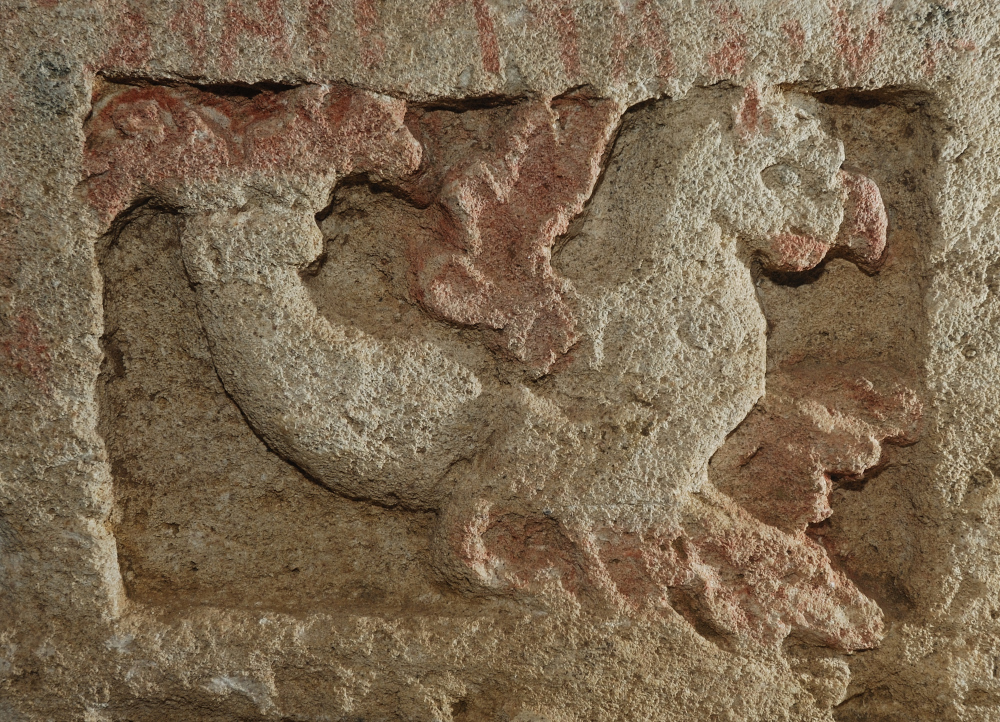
2,2,1000,721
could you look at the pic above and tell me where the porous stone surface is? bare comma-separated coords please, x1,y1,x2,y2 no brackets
1,1,999,720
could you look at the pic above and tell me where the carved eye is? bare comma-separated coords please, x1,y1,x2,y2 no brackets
761,164,801,190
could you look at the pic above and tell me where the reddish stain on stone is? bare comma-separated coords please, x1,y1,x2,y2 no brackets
1,307,51,390
220,0,290,72
922,40,942,76
782,18,805,50
830,1,888,78
707,1,747,77
453,494,886,649
402,95,619,371
676,504,884,650
735,83,765,138
610,0,674,81
758,169,887,274
429,0,501,75
708,36,747,76
168,1,208,72
442,363,914,650
767,233,832,273
531,0,581,78
82,83,420,223
305,0,333,63
98,3,153,71
0,191,22,287
354,0,385,69
835,169,888,271
482,514,584,593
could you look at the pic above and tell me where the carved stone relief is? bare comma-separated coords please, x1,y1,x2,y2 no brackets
90,79,932,665
11,4,993,718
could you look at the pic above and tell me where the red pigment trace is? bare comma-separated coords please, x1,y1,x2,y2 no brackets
531,0,581,78
82,83,420,223
168,1,209,73
830,0,888,78
0,191,21,287
760,169,887,273
836,169,888,270
220,0,290,72
402,96,620,371
782,18,806,51
735,83,765,138
98,3,152,71
712,363,921,535
305,0,333,64
610,0,674,81
708,36,747,76
454,362,918,651
707,1,747,76
354,0,386,69
428,0,501,75
482,515,585,594
1,307,51,390
460,492,885,650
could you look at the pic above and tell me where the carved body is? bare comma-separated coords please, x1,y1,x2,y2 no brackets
84,82,913,652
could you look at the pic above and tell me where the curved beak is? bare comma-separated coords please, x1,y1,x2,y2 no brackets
832,170,888,272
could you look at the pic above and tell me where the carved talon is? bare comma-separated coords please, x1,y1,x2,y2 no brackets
710,363,921,535
444,496,886,651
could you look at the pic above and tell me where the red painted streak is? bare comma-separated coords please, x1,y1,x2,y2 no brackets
82,84,420,222
708,1,746,76
611,0,674,81
830,1,888,78
735,83,765,138
471,0,501,74
354,0,385,69
429,0,501,75
922,39,944,76
531,0,581,77
306,0,332,62
781,18,805,51
708,36,747,75
168,1,208,72
0,189,21,288
99,3,153,70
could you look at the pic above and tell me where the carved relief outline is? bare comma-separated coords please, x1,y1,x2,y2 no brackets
86,77,928,648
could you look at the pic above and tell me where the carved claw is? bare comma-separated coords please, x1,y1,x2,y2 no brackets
710,363,921,535
443,495,885,651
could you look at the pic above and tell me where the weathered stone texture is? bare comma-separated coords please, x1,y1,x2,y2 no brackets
2,1,1000,720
